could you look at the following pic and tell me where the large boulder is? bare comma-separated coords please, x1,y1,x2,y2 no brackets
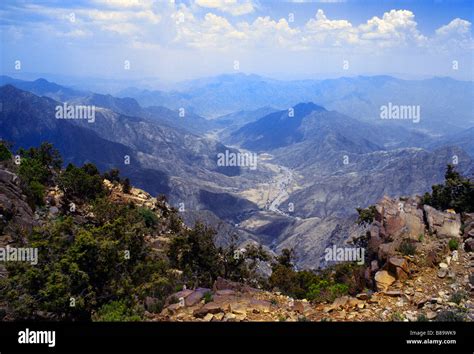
213,277,255,293
376,197,425,241
185,288,210,307
387,257,410,280
193,302,223,318
374,270,395,292
462,213,474,240
423,205,461,238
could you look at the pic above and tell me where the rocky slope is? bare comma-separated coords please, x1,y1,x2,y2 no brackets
155,196,474,322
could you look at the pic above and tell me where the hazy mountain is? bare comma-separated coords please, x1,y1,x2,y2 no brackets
0,85,132,168
69,93,143,117
228,102,433,155
213,106,278,134
119,74,473,135
429,127,474,158
0,85,263,235
2,76,221,136
0,75,86,102
117,73,320,118
143,106,217,134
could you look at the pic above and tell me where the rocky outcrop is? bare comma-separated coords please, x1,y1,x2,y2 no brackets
387,257,410,280
0,167,35,242
424,205,461,238
462,213,474,252
375,196,425,241
374,270,395,292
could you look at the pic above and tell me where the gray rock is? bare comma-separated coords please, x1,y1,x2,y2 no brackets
424,205,461,238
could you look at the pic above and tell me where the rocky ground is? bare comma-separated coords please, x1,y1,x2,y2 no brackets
152,196,474,322
151,248,472,322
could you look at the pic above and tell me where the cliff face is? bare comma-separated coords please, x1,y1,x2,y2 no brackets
0,167,35,244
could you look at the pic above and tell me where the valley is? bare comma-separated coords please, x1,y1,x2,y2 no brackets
1,74,473,270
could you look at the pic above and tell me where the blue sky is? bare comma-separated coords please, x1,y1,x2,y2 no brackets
0,0,473,83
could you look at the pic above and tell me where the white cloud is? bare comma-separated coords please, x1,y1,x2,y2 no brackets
433,18,473,52
92,0,154,10
357,10,426,47
3,2,472,57
194,0,255,16
436,18,471,37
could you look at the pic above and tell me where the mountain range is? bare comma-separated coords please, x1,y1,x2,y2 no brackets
1,74,473,268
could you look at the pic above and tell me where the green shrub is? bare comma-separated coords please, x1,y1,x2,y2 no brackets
168,222,222,288
399,239,417,256
416,314,428,322
436,310,466,322
28,181,45,206
449,291,466,305
306,281,348,303
0,142,12,161
18,158,50,185
356,205,377,225
391,312,405,322
93,300,142,322
448,238,459,251
203,291,213,304
423,165,473,213
59,163,104,201
138,208,158,228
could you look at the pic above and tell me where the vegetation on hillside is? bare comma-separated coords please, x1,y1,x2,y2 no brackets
6,143,469,321
268,248,364,302
422,164,474,213
0,142,277,320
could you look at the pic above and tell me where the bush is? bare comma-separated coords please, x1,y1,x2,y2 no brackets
423,165,473,213
268,250,360,302
59,163,105,202
399,239,417,256
436,310,466,322
103,168,121,183
0,199,174,320
448,238,459,251
28,181,46,206
138,208,159,228
122,178,131,193
0,142,12,161
356,205,377,225
18,157,50,185
168,222,222,288
416,314,428,322
93,300,142,322
449,291,466,305
203,291,213,304
269,264,302,298
306,281,349,303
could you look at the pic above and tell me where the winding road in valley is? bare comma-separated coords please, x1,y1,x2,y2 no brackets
265,165,295,217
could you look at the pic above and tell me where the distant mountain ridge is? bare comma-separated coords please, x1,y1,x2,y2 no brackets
116,73,474,135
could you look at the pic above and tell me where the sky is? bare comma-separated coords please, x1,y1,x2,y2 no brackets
0,0,473,83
